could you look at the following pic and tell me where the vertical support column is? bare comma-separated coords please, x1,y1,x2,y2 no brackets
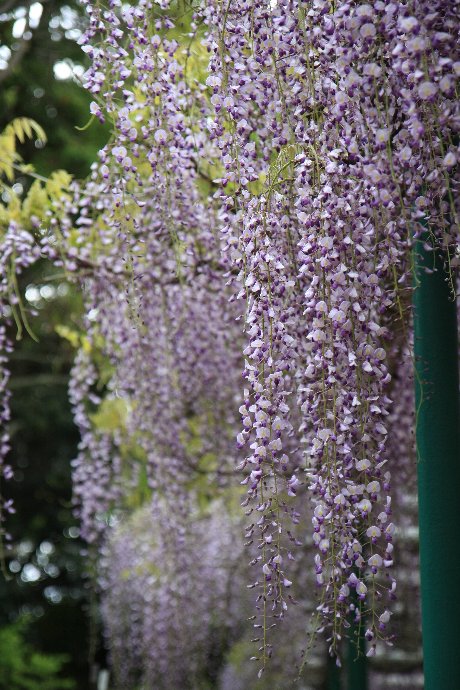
347,602,367,690
413,235,460,689
326,653,341,690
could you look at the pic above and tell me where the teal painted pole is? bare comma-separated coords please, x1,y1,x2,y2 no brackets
346,602,367,690
326,653,341,690
413,235,460,689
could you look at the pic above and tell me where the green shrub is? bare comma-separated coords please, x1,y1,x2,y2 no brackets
0,619,75,689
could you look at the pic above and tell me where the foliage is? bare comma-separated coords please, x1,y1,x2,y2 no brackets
0,618,75,690
0,118,46,182
0,119,72,235
0,0,109,178
0,4,107,686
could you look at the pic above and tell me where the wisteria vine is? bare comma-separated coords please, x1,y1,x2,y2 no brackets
0,0,459,680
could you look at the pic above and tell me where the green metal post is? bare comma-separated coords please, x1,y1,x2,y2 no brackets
346,603,367,690
413,235,460,689
326,653,341,690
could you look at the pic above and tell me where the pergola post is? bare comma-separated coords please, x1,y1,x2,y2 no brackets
346,603,368,690
413,234,460,689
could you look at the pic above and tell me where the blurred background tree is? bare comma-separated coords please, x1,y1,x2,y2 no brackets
0,0,108,176
0,2,109,687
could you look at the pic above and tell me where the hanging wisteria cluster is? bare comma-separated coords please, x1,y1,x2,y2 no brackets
1,0,459,681
99,499,250,689
201,0,459,662
0,223,41,561
60,0,245,552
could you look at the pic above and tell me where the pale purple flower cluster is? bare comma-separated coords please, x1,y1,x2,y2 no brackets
0,224,40,535
68,348,124,544
63,0,244,558
100,499,248,689
202,0,459,659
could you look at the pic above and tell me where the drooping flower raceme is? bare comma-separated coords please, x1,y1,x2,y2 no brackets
100,498,249,690
0,223,41,549
202,0,459,660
